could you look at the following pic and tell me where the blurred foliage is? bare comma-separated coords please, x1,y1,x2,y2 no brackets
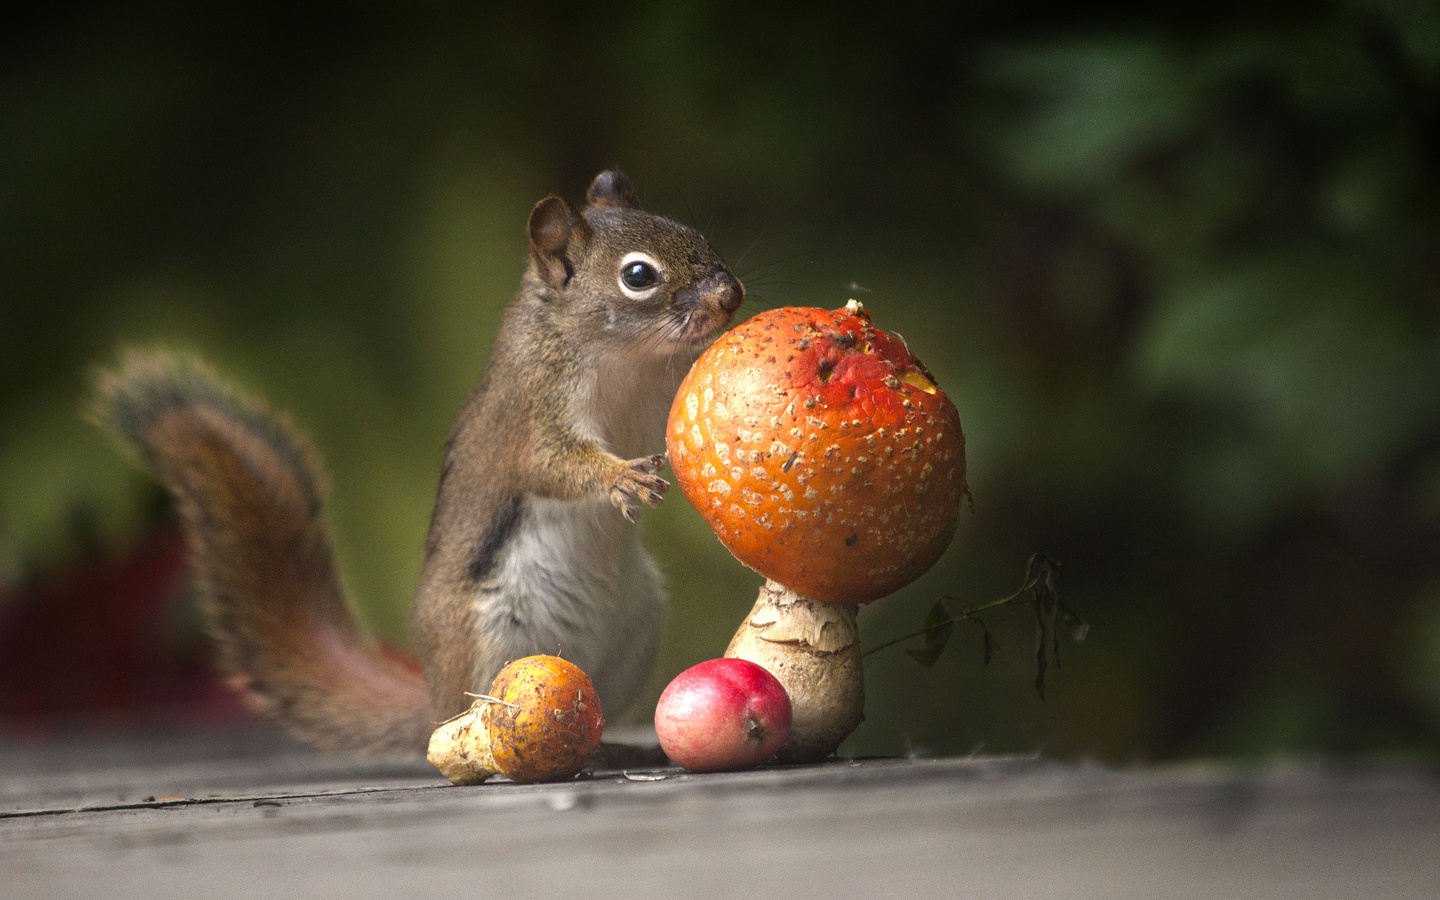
2,0,1438,759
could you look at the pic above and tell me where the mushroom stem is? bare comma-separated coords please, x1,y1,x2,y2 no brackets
723,580,864,763
427,702,499,785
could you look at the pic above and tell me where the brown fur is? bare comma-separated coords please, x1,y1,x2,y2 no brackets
408,178,742,722
93,171,744,752
95,353,432,752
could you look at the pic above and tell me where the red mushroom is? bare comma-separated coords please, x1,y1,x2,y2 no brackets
667,300,967,761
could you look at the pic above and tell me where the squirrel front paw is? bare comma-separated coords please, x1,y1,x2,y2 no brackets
610,454,669,523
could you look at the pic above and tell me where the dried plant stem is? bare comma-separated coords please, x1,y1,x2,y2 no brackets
862,570,1045,659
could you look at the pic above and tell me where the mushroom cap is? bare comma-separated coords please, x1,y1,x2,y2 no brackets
483,655,604,783
668,302,966,604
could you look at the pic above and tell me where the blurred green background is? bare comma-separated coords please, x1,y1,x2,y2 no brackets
3,1,1439,761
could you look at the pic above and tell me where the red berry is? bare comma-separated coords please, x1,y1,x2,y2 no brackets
654,658,792,772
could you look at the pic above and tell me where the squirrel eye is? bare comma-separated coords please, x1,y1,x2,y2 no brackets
620,260,661,291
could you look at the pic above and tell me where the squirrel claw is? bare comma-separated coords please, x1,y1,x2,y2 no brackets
633,454,665,475
611,456,670,522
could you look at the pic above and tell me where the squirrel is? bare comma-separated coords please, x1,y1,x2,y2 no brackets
94,170,745,754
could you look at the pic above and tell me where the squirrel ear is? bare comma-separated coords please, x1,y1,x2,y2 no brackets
528,195,591,287
586,170,640,209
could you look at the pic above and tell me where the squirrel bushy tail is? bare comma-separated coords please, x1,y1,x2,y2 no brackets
93,351,432,753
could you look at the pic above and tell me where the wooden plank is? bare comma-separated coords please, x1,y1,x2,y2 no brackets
2,729,1437,899
0,734,438,816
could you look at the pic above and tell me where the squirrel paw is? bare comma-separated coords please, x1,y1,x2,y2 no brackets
610,454,669,522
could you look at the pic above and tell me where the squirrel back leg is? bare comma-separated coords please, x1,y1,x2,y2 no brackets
93,351,433,753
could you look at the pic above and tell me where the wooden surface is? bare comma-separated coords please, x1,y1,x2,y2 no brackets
2,726,1438,899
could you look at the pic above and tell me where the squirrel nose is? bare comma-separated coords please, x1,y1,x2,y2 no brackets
710,273,745,313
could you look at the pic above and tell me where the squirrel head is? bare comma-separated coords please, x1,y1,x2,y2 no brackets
525,170,744,354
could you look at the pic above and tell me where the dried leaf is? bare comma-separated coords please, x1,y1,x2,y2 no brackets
1027,553,1064,698
922,601,955,655
976,617,999,665
1061,602,1089,643
906,647,944,667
